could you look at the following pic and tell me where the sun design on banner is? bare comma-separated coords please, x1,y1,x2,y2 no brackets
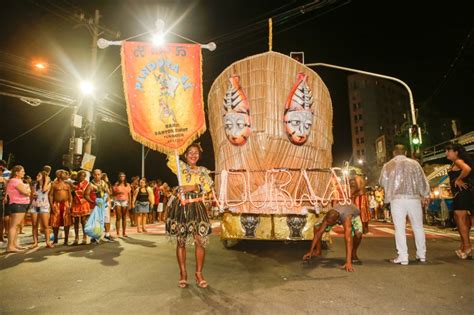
121,42,205,154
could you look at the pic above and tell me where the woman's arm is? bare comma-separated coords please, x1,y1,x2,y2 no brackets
147,187,155,206
43,181,51,193
84,184,93,204
15,181,31,196
131,189,138,208
303,221,328,261
454,159,472,190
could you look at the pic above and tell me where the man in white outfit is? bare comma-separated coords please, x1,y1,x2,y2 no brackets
379,144,430,265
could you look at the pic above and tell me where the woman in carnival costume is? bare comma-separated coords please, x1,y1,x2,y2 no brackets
166,143,213,289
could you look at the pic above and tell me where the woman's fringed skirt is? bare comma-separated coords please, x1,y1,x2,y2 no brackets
166,195,212,247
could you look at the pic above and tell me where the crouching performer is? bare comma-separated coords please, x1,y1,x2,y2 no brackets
303,204,363,272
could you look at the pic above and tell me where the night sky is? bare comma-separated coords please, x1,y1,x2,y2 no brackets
1,0,473,186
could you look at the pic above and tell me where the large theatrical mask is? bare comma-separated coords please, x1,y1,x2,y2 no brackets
222,76,251,145
208,51,333,241
283,73,314,145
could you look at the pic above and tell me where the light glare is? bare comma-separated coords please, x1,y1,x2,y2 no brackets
80,80,94,95
35,63,46,69
152,33,165,46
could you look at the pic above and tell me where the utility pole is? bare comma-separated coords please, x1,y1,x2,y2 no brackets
141,144,145,178
83,9,100,155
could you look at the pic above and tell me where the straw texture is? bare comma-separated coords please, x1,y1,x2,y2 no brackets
208,51,333,212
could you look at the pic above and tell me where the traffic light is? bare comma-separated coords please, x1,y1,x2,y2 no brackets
73,154,83,169
290,51,305,64
62,154,71,168
410,124,422,145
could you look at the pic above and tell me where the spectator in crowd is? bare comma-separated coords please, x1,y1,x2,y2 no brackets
0,160,7,243
29,171,53,248
132,177,154,233
71,170,91,245
85,169,112,242
49,170,73,245
113,172,131,237
130,176,139,227
445,143,472,259
101,173,113,240
148,180,158,224
151,180,161,223
368,191,377,220
350,169,370,233
159,182,170,222
2,160,11,178
6,165,31,253
379,144,430,265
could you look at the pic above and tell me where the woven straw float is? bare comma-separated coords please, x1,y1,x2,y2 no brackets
209,51,333,212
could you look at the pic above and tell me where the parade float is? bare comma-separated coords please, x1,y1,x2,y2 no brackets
111,19,351,244
208,50,350,243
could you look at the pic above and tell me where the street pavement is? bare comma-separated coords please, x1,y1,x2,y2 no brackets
1,221,473,314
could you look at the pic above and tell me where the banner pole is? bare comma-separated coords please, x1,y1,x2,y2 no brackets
175,150,183,186
175,150,186,203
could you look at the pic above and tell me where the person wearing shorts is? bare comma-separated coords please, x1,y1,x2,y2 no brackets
303,204,363,272
29,171,53,248
0,161,7,243
132,178,154,233
6,165,31,253
113,172,132,237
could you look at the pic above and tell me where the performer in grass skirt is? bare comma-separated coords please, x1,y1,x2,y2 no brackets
166,143,213,289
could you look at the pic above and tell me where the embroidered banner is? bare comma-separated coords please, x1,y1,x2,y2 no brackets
121,42,205,154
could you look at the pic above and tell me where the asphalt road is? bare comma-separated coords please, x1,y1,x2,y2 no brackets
1,229,473,314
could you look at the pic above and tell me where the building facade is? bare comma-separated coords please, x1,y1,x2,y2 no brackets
348,74,409,168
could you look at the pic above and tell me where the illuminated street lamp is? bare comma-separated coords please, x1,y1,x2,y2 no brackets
80,80,94,95
34,62,47,70
305,62,419,157
357,158,364,165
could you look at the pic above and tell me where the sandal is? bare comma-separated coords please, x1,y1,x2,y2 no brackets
195,272,208,288
6,248,24,254
459,248,472,260
178,280,188,288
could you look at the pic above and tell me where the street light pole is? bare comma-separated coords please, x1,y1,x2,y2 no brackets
83,9,100,155
305,62,417,155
